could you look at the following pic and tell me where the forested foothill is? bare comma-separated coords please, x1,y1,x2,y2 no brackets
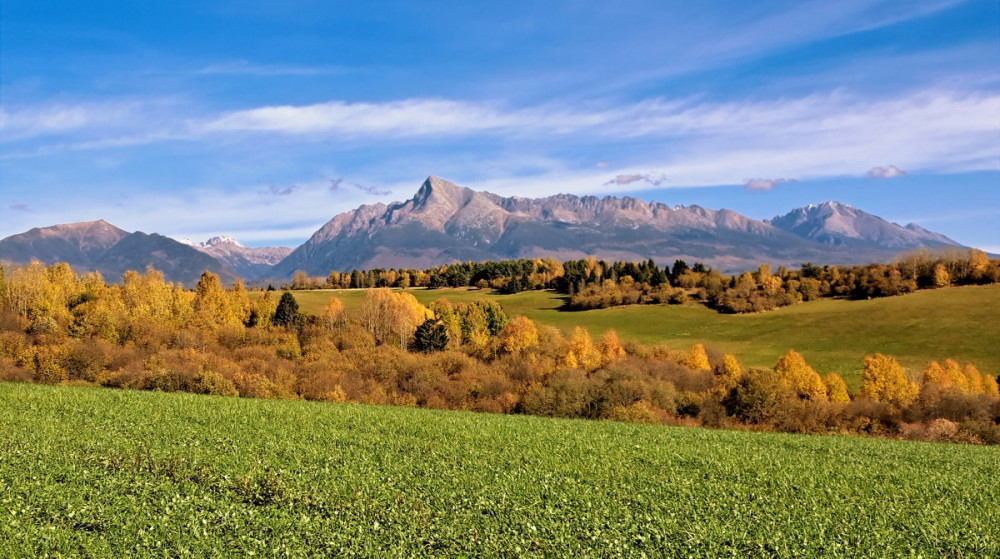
2,256,998,444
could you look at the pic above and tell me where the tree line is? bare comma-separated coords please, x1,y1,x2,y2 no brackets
282,248,999,314
1,260,998,444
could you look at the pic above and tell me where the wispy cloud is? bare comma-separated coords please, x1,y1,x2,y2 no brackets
743,178,795,192
603,174,668,187
264,185,299,196
867,165,907,179
329,177,391,196
4,88,999,189
9,204,29,211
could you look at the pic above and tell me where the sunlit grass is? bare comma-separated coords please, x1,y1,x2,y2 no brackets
2,383,998,557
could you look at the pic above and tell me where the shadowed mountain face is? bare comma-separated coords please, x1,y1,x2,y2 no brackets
0,222,238,286
272,176,964,276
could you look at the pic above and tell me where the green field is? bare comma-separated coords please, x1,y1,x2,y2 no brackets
2,383,999,557
286,284,1000,384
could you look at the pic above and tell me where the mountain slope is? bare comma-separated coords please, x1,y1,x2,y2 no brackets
767,201,960,249
94,232,239,286
273,177,961,276
0,222,238,285
0,220,128,267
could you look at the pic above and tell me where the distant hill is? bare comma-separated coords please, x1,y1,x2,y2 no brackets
0,219,129,268
180,236,292,279
0,221,238,286
271,176,965,276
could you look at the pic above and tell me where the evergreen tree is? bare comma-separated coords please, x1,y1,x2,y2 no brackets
272,291,300,327
413,319,449,352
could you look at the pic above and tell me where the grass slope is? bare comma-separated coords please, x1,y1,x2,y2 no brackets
288,285,1000,384
2,383,998,557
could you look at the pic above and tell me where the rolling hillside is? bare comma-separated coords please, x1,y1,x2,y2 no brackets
285,284,1000,384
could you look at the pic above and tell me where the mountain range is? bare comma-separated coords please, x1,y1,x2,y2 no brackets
0,176,964,284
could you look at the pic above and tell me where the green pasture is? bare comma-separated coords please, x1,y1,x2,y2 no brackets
1,383,997,557
285,284,1000,384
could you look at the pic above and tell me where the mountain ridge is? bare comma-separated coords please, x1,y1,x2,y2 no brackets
270,176,963,276
1,176,967,281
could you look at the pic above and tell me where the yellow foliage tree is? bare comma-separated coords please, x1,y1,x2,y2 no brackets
922,361,948,387
942,359,968,391
563,326,601,371
358,288,430,348
321,296,345,329
861,353,917,409
192,271,242,329
685,343,711,371
599,329,626,364
710,354,742,398
824,373,850,404
499,316,539,354
773,350,827,401
963,363,985,394
931,263,950,288
969,248,989,275
983,374,1000,400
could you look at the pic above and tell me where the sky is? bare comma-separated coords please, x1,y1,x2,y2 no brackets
1,0,998,251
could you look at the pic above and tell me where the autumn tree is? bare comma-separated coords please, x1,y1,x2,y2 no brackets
773,350,826,400
321,296,344,329
931,263,950,288
499,316,539,354
192,271,242,329
963,363,985,394
824,373,850,404
599,329,626,363
983,374,1000,399
685,343,711,372
357,288,429,348
861,353,917,409
710,354,743,398
563,326,601,371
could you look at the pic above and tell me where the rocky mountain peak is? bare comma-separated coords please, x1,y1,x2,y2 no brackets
203,235,243,248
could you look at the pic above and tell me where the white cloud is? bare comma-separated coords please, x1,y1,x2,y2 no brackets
4,88,999,196
743,178,795,192
867,165,907,179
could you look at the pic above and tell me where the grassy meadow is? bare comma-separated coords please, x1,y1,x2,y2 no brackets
285,284,1000,386
2,382,998,557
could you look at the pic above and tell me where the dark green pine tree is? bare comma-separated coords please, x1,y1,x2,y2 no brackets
413,319,449,353
272,291,300,327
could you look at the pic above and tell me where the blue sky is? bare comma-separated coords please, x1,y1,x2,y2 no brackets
2,0,998,251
